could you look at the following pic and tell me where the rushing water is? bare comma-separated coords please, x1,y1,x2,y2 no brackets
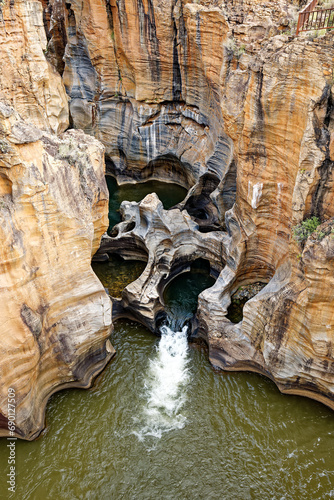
106,176,187,230
133,324,190,442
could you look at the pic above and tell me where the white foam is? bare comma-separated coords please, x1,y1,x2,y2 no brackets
134,325,190,441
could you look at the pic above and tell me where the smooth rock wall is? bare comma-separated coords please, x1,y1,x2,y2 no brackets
0,0,69,133
0,105,113,439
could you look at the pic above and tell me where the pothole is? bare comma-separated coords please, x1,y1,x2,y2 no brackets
105,174,188,234
162,259,216,329
227,282,267,324
92,254,147,298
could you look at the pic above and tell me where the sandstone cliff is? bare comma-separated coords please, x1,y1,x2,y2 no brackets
2,0,334,439
0,0,69,133
0,104,113,439
0,0,115,440
50,0,334,410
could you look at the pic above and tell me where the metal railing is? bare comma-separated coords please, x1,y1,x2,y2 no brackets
296,0,334,34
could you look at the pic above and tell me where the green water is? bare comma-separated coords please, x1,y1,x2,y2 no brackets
163,260,216,325
1,319,333,499
227,297,247,324
106,176,187,231
92,255,146,298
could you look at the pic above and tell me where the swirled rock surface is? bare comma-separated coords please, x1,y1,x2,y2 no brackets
1,0,334,425
97,192,226,330
0,0,69,133
0,105,113,440
198,31,334,409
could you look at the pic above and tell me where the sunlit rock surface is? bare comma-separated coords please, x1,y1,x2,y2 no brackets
0,0,69,133
196,33,334,409
43,0,235,217
0,105,113,439
1,0,334,424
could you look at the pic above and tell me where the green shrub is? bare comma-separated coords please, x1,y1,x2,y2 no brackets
316,230,326,240
224,38,246,60
292,216,321,244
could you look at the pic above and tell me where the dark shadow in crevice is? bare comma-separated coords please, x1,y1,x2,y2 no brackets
161,258,217,331
183,173,224,232
227,281,268,324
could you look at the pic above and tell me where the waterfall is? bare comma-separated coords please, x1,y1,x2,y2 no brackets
133,323,190,441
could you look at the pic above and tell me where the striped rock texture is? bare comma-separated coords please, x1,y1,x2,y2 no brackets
0,105,113,439
1,0,334,439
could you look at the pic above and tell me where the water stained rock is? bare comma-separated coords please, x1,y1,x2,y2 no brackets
97,192,226,333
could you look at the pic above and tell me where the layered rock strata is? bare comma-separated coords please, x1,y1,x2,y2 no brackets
42,0,236,221
201,32,334,409
0,105,113,439
1,0,334,426
0,0,69,134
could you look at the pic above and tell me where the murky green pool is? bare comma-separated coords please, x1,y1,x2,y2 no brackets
92,255,146,298
1,318,333,499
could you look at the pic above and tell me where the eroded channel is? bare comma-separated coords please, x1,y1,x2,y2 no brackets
1,180,333,500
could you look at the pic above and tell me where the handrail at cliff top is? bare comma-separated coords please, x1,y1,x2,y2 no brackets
296,0,334,34
296,0,319,35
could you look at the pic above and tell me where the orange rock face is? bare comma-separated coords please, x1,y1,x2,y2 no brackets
202,34,334,409
0,105,113,439
1,0,334,439
0,0,69,133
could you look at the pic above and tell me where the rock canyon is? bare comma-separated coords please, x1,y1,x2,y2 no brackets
1,0,334,439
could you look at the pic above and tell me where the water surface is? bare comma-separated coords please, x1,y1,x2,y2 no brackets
1,319,333,499
92,255,146,298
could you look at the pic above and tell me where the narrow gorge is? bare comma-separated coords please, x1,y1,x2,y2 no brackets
0,0,334,497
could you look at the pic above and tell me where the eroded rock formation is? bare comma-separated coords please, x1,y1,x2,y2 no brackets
2,0,334,438
97,192,226,330
0,104,113,439
0,0,69,133
55,0,334,409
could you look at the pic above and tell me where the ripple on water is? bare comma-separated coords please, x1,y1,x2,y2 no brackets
1,321,334,499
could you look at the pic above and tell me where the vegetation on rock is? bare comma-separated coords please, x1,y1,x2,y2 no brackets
293,216,321,243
